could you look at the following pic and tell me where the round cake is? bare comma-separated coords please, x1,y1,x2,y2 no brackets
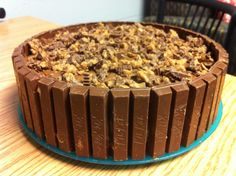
12,22,228,161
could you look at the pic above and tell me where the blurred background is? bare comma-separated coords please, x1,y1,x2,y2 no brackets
0,0,144,25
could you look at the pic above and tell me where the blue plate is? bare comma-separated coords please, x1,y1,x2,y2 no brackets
18,101,223,165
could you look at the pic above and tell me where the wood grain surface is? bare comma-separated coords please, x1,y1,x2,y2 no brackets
0,17,236,176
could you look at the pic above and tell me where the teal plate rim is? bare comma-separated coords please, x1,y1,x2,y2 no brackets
17,101,223,165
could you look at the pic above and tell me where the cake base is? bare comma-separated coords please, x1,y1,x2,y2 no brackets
18,101,223,165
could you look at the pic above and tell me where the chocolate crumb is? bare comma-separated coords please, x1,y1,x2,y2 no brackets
26,23,215,88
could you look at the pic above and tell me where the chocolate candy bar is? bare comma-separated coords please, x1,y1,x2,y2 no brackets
182,80,206,146
213,62,227,121
111,89,130,161
38,77,57,146
167,84,189,152
17,67,34,130
196,73,217,139
70,86,91,157
130,89,150,160
25,71,44,138
13,58,25,118
52,81,73,151
207,67,222,129
148,86,172,157
89,87,109,159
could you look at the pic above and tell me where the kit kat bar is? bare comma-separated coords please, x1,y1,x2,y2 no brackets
213,62,227,121
25,72,44,138
13,56,25,87
89,87,109,159
13,55,25,91
17,67,34,130
38,78,57,146
13,56,24,63
130,89,150,160
181,80,206,146
215,43,229,64
14,61,24,72
13,56,25,70
12,45,23,58
14,59,25,115
14,60,25,96
111,89,130,161
207,67,222,129
148,86,172,158
52,81,74,152
196,74,217,139
12,42,29,58
70,86,90,157
166,84,189,153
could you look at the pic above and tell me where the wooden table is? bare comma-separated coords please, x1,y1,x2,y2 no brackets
0,16,236,176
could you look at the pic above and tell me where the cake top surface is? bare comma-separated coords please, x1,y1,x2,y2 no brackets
26,22,215,88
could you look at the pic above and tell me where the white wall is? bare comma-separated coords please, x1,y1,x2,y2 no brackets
0,0,144,25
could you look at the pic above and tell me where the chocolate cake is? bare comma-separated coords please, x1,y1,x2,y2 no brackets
12,22,228,161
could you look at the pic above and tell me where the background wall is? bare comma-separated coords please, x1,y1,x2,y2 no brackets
0,0,144,25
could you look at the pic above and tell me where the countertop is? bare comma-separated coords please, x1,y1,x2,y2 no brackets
0,16,236,176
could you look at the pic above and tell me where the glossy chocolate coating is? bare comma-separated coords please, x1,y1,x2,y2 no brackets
38,77,57,146
70,86,91,157
52,81,74,152
89,87,109,159
17,67,34,130
25,72,44,138
196,74,217,139
182,80,206,146
111,89,130,161
166,84,189,153
130,89,150,160
14,58,24,70
207,67,222,129
148,86,172,157
213,62,227,121
12,45,23,58
14,59,25,117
